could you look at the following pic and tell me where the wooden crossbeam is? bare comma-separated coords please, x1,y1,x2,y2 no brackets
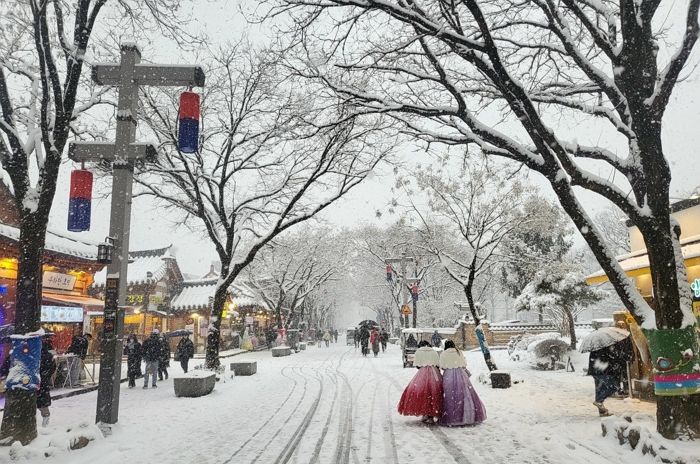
68,141,157,163
92,64,205,87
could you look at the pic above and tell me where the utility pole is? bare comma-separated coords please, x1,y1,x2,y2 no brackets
69,43,204,427
385,252,415,328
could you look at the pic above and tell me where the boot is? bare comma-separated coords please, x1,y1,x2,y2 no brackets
593,402,611,416
42,416,50,427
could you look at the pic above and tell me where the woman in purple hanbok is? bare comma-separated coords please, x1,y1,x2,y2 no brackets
439,340,486,426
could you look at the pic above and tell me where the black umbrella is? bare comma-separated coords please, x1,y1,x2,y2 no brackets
164,329,193,338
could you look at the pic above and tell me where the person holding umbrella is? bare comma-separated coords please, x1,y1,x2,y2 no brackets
124,334,142,388
580,325,631,416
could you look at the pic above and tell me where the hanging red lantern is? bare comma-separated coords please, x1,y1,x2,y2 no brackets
178,90,200,153
411,283,419,302
67,169,93,232
386,264,393,281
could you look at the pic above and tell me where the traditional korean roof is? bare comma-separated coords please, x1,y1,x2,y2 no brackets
585,236,700,284
170,278,218,312
92,245,179,287
0,222,99,261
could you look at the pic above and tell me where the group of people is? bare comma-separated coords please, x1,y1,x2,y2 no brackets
355,326,389,357
124,330,195,389
398,340,486,427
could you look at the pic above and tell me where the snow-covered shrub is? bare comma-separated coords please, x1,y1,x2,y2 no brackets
508,332,571,367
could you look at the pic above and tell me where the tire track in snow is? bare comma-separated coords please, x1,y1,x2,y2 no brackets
221,366,301,464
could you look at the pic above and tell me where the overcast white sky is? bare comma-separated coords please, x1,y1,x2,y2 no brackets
46,0,700,278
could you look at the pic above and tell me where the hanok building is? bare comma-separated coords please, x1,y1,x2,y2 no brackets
586,196,700,397
586,196,700,323
0,187,105,359
89,245,183,340
169,278,227,353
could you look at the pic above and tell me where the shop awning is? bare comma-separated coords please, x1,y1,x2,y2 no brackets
42,292,105,308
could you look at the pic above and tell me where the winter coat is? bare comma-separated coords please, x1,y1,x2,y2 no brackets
67,335,88,359
323,331,331,341
124,341,142,376
588,337,633,376
142,334,162,362
176,338,195,361
431,333,442,347
37,347,56,409
414,346,440,367
159,338,171,367
370,331,380,352
439,348,467,370
380,330,389,343
360,327,370,343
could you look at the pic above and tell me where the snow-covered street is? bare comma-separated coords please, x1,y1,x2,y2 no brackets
4,338,697,463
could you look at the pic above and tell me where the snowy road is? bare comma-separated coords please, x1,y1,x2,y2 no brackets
2,339,694,463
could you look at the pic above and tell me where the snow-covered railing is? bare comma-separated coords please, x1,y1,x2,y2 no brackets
488,322,592,331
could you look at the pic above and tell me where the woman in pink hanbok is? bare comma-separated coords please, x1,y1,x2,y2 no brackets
439,340,486,426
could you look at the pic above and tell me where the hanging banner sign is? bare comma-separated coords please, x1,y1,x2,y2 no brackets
41,305,83,323
42,272,76,291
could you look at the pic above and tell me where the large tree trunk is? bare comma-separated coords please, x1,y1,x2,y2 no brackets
204,285,229,369
0,217,46,445
641,211,700,437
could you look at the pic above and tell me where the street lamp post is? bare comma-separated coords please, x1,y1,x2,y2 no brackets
69,43,204,427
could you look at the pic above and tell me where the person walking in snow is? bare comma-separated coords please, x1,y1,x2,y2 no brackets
323,330,331,347
588,336,632,416
439,340,486,426
158,334,170,380
354,329,360,349
370,328,381,357
333,329,339,344
37,335,56,427
380,328,389,352
398,340,443,423
142,330,161,388
176,336,195,373
124,334,142,388
360,326,370,356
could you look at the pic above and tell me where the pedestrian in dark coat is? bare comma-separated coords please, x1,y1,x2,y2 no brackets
158,335,170,380
353,330,360,349
360,326,370,356
123,334,142,388
38,337,56,427
142,330,161,388
380,328,389,352
588,338,631,416
176,336,195,373
333,329,338,343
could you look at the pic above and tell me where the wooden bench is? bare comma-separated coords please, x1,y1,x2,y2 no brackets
173,372,216,397
271,346,291,357
230,361,257,376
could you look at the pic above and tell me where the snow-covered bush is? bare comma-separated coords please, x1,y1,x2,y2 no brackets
508,332,571,368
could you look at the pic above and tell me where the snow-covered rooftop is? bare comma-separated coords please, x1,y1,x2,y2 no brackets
586,236,700,280
170,278,218,312
93,245,176,287
0,222,99,260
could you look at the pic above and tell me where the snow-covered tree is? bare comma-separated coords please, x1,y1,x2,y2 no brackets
137,45,391,368
515,263,605,349
246,228,338,330
0,0,197,444
595,205,631,256
500,196,574,321
403,160,530,369
262,0,700,435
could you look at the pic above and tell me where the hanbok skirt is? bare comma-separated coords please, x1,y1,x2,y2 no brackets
440,367,486,426
397,366,443,417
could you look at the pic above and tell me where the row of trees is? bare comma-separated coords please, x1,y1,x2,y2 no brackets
261,0,700,437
